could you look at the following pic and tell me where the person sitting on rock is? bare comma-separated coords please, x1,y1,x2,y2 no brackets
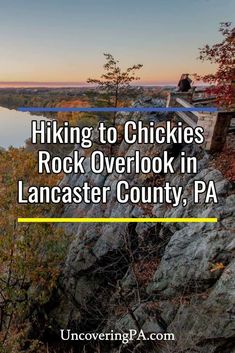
177,73,192,92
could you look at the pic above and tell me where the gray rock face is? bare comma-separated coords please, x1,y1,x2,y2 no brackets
148,195,235,297
49,115,235,353
163,260,235,353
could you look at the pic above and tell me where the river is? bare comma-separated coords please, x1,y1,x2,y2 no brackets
0,106,49,149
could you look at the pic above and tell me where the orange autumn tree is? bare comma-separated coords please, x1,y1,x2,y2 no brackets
0,148,68,353
198,22,235,108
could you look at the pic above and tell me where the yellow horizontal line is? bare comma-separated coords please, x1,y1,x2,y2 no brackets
18,217,217,223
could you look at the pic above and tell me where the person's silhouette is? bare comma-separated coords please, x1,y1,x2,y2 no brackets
178,73,192,92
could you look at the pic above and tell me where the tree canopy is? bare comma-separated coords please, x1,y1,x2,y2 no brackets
198,22,235,108
87,53,143,109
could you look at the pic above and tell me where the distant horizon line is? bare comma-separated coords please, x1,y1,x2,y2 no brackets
0,80,179,88
0,81,207,88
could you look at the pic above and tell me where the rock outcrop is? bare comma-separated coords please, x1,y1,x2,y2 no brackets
49,105,235,353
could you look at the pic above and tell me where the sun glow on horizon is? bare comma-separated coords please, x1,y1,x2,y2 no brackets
0,0,232,84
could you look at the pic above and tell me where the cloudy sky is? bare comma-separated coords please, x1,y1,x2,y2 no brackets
0,0,234,84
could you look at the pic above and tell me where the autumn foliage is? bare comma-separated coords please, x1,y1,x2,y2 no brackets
0,148,68,352
198,22,235,108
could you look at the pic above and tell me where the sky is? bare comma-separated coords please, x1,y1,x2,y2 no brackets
0,0,234,85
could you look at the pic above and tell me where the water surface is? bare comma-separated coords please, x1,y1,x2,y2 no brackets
0,107,48,148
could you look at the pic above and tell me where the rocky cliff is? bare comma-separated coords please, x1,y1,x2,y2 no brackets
49,104,235,353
